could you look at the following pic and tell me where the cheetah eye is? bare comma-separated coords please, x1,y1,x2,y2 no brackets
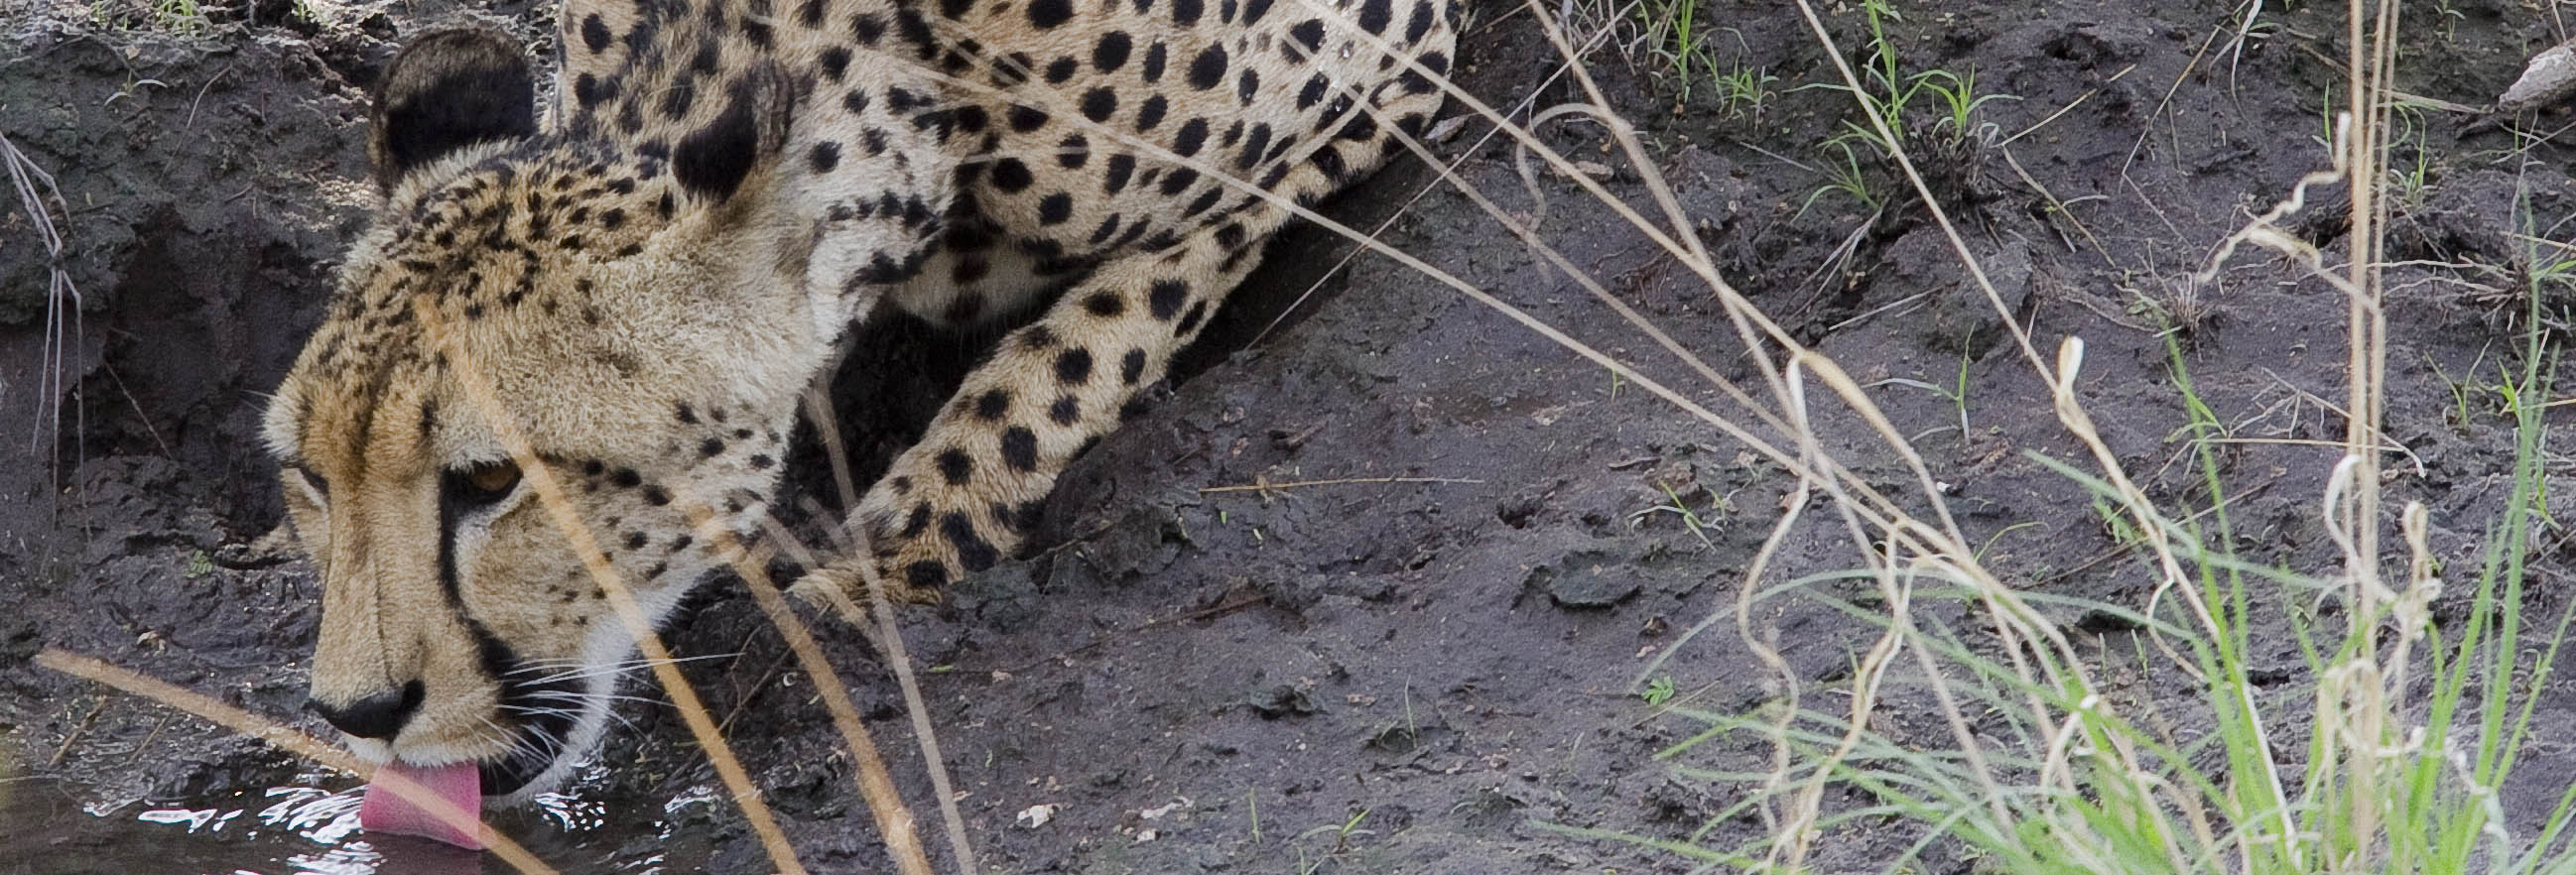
445,459,524,510
290,463,328,499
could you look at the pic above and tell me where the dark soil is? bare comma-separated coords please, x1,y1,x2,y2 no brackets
8,0,2576,873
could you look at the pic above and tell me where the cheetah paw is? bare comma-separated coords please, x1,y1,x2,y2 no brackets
785,553,945,613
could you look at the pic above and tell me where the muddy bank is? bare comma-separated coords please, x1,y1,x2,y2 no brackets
9,0,2576,872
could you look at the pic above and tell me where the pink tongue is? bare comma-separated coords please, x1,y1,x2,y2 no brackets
358,762,486,850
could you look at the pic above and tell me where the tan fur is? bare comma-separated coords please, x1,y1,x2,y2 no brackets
269,0,1453,798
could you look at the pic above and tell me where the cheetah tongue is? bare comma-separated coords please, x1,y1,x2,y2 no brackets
358,762,485,850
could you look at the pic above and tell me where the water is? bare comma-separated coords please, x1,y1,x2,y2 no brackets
0,774,708,875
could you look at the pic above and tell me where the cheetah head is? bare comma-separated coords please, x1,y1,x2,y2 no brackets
264,28,900,800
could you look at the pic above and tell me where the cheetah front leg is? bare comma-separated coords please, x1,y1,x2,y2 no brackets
792,218,1274,603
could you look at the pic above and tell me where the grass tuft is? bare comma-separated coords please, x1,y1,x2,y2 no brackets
1576,2,2576,874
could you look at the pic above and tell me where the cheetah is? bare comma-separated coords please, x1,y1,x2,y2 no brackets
262,0,1454,801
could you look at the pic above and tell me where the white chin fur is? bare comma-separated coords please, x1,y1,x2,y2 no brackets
341,737,394,763
491,592,677,805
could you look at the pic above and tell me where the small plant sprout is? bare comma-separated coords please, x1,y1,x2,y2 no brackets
1713,62,1779,121
2425,351,2503,429
1919,66,2016,145
1869,343,1974,444
1654,0,1701,102
2388,101,2433,209
1793,0,2016,221
1632,0,1774,121
1858,0,1908,122
1294,808,1375,874
2089,493,2146,548
151,0,206,32
1640,676,1676,705
1629,482,1722,549
2313,88,2337,150
1800,138,1881,217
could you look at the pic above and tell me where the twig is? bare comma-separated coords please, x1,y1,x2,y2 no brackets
713,647,796,738
1823,291,1927,333
1001,588,1269,675
2122,19,2226,182
185,63,233,131
1999,146,2119,270
126,715,173,769
1995,63,2129,150
1197,475,1483,495
2040,475,2284,585
47,698,105,768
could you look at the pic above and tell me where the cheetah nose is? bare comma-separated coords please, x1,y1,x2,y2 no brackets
309,679,427,741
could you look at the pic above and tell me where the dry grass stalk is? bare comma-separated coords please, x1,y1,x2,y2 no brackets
3,132,84,492
1310,17,2128,864
2341,0,2397,627
794,569,979,873
690,507,942,875
787,384,977,872
1248,11,1627,346
1435,0,2438,867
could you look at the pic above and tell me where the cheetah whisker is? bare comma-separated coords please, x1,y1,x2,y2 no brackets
477,714,576,777
506,654,737,687
502,701,644,734
515,689,672,708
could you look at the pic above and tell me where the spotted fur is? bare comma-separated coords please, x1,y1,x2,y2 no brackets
265,0,1452,799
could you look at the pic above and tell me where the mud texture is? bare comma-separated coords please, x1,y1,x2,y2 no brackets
8,0,2576,872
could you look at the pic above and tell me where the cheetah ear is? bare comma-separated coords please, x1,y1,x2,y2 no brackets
671,61,798,205
367,28,538,194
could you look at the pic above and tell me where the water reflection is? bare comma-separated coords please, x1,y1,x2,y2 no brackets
1,774,684,875
528,790,607,834
117,785,482,875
